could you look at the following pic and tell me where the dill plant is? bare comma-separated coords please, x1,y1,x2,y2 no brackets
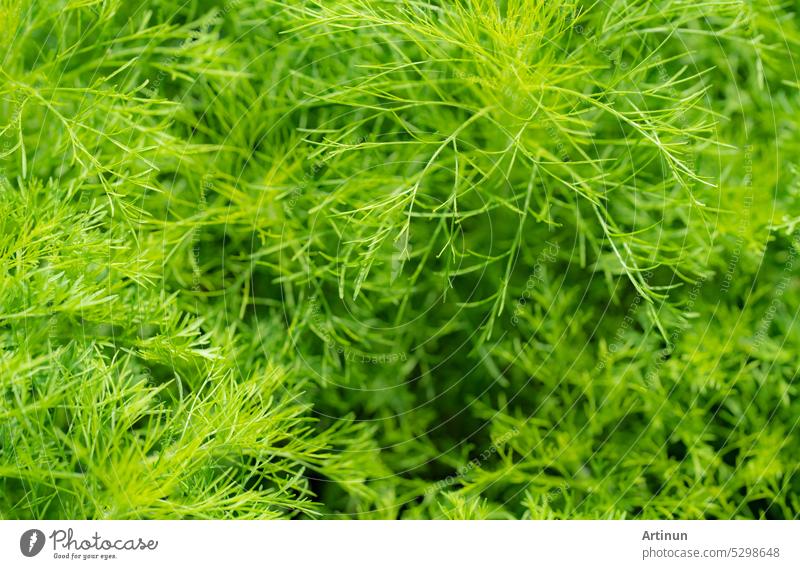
0,0,799,520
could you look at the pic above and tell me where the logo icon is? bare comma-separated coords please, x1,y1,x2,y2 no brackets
20,529,45,557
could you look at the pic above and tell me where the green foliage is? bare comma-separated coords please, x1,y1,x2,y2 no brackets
1,0,798,519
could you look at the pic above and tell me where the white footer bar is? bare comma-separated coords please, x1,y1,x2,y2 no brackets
1,521,797,568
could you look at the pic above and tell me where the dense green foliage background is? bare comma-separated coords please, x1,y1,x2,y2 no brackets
1,0,799,519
